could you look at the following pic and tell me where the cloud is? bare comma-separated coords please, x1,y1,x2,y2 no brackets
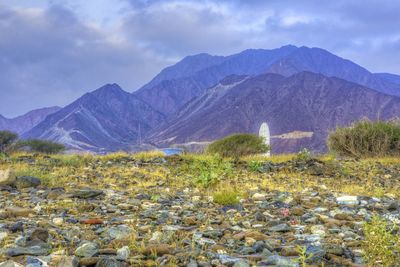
0,3,169,117
0,0,400,116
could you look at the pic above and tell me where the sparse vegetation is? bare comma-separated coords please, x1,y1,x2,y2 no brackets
328,119,400,158
362,215,400,266
17,139,66,154
206,133,270,158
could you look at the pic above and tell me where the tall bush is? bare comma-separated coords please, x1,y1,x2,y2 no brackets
207,133,270,158
328,120,400,157
0,130,18,153
18,139,65,154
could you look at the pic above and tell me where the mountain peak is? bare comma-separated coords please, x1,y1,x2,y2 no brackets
90,83,125,97
280,44,298,50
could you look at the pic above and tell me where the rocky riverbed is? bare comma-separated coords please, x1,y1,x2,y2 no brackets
1,153,400,266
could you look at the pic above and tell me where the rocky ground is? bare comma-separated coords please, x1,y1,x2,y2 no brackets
1,152,400,266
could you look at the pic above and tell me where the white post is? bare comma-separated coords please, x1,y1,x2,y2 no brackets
259,122,270,157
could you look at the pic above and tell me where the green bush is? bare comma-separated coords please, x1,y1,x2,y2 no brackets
328,120,400,158
296,148,313,162
0,130,18,153
18,139,65,154
206,133,270,158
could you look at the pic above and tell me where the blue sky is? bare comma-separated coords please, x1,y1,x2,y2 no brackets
1,0,400,117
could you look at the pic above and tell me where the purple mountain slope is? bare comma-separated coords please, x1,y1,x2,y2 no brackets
135,45,400,117
24,84,165,152
0,106,61,135
148,72,400,153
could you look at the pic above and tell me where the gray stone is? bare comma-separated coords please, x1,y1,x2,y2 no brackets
306,245,326,263
116,246,130,261
105,225,132,240
4,245,51,257
233,260,250,267
202,229,223,239
269,223,291,232
187,259,198,267
193,233,216,246
258,255,298,267
26,257,48,267
217,254,242,265
15,176,41,189
74,242,98,257
239,246,256,254
70,189,103,199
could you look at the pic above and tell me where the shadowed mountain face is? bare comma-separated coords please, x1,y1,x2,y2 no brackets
24,84,165,152
0,106,61,135
148,72,400,153
135,45,400,117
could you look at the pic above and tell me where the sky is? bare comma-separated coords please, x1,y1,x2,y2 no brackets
1,0,400,117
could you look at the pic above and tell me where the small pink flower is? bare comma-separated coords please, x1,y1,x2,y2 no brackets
281,208,290,217
290,219,298,225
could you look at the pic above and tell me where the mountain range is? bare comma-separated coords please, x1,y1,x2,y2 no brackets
0,106,61,135
149,72,400,153
2,45,400,153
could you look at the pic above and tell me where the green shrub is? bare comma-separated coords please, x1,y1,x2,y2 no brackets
206,133,270,158
213,188,240,205
18,139,65,154
193,155,233,187
362,215,400,266
248,160,263,172
0,130,18,153
328,120,400,158
296,148,313,162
